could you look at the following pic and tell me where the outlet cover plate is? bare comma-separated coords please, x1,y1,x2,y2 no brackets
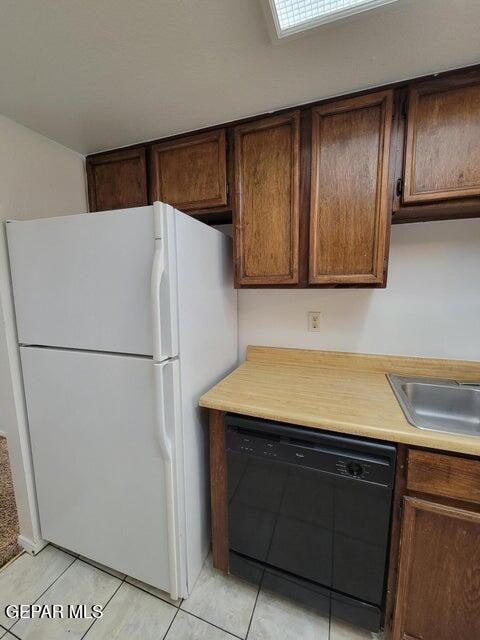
308,311,321,332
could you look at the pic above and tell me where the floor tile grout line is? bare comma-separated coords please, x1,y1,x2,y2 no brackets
3,548,338,639
161,606,180,640
76,556,127,582
124,579,182,608
327,589,332,640
0,625,22,640
243,566,268,640
52,547,181,609
0,542,68,577
79,575,125,640
51,544,80,560
244,579,262,640
7,552,77,632
0,551,25,576
8,542,182,617
178,608,245,640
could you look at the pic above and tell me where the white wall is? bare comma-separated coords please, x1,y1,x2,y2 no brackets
239,219,480,362
0,114,87,221
0,114,87,549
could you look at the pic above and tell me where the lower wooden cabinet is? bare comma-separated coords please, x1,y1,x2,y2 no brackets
407,449,480,505
393,497,480,640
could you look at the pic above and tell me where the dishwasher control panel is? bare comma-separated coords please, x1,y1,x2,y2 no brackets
335,459,372,480
226,418,396,488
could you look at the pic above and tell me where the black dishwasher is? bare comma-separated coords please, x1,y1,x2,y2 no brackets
226,414,396,632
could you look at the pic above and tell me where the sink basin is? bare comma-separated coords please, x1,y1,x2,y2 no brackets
387,374,480,437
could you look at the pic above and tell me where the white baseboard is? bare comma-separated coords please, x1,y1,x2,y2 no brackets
18,534,48,555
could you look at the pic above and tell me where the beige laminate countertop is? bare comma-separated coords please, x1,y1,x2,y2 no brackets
200,346,480,457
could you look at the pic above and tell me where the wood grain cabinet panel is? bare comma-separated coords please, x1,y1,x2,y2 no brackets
403,75,480,204
86,148,148,212
208,409,228,572
309,91,393,285
407,449,480,506
234,112,300,286
150,129,227,212
392,497,480,640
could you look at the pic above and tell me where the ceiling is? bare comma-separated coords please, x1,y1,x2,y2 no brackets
1,0,479,155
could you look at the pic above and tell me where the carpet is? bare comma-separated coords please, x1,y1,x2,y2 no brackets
0,436,20,568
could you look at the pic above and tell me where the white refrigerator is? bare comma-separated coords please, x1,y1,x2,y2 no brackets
6,202,237,600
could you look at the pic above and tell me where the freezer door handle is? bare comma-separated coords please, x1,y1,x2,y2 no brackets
151,238,166,362
150,204,179,361
153,360,180,601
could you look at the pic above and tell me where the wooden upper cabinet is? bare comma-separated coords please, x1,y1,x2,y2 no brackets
403,74,480,204
86,148,148,212
234,112,300,286
393,497,480,640
309,91,394,285
150,129,227,212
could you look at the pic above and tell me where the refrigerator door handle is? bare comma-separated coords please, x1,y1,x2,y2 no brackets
150,204,179,361
153,359,172,461
153,360,179,601
151,238,165,362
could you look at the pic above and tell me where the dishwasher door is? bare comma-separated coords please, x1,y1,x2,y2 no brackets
226,415,396,631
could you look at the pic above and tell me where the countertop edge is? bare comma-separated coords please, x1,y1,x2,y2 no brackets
200,398,480,456
199,349,480,457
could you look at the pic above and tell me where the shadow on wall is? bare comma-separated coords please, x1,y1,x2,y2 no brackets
238,219,480,361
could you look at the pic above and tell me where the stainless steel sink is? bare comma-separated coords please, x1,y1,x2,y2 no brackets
387,374,480,437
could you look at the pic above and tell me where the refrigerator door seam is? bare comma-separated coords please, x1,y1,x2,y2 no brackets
18,344,153,359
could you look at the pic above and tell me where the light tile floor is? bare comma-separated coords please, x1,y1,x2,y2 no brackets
0,545,382,640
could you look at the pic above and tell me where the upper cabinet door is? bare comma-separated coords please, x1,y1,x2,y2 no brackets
403,74,480,204
234,112,300,286
87,148,148,212
150,129,228,212
309,91,393,285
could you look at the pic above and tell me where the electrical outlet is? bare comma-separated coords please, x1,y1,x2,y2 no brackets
308,311,321,332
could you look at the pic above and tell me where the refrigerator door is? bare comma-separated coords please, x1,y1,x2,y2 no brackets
7,203,178,358
173,213,237,592
20,346,183,595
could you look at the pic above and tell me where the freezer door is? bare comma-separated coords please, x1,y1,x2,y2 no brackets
20,346,183,595
7,204,178,358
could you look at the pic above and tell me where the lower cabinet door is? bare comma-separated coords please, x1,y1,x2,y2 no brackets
393,497,480,640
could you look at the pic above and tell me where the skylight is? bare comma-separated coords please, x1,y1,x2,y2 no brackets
266,0,399,37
